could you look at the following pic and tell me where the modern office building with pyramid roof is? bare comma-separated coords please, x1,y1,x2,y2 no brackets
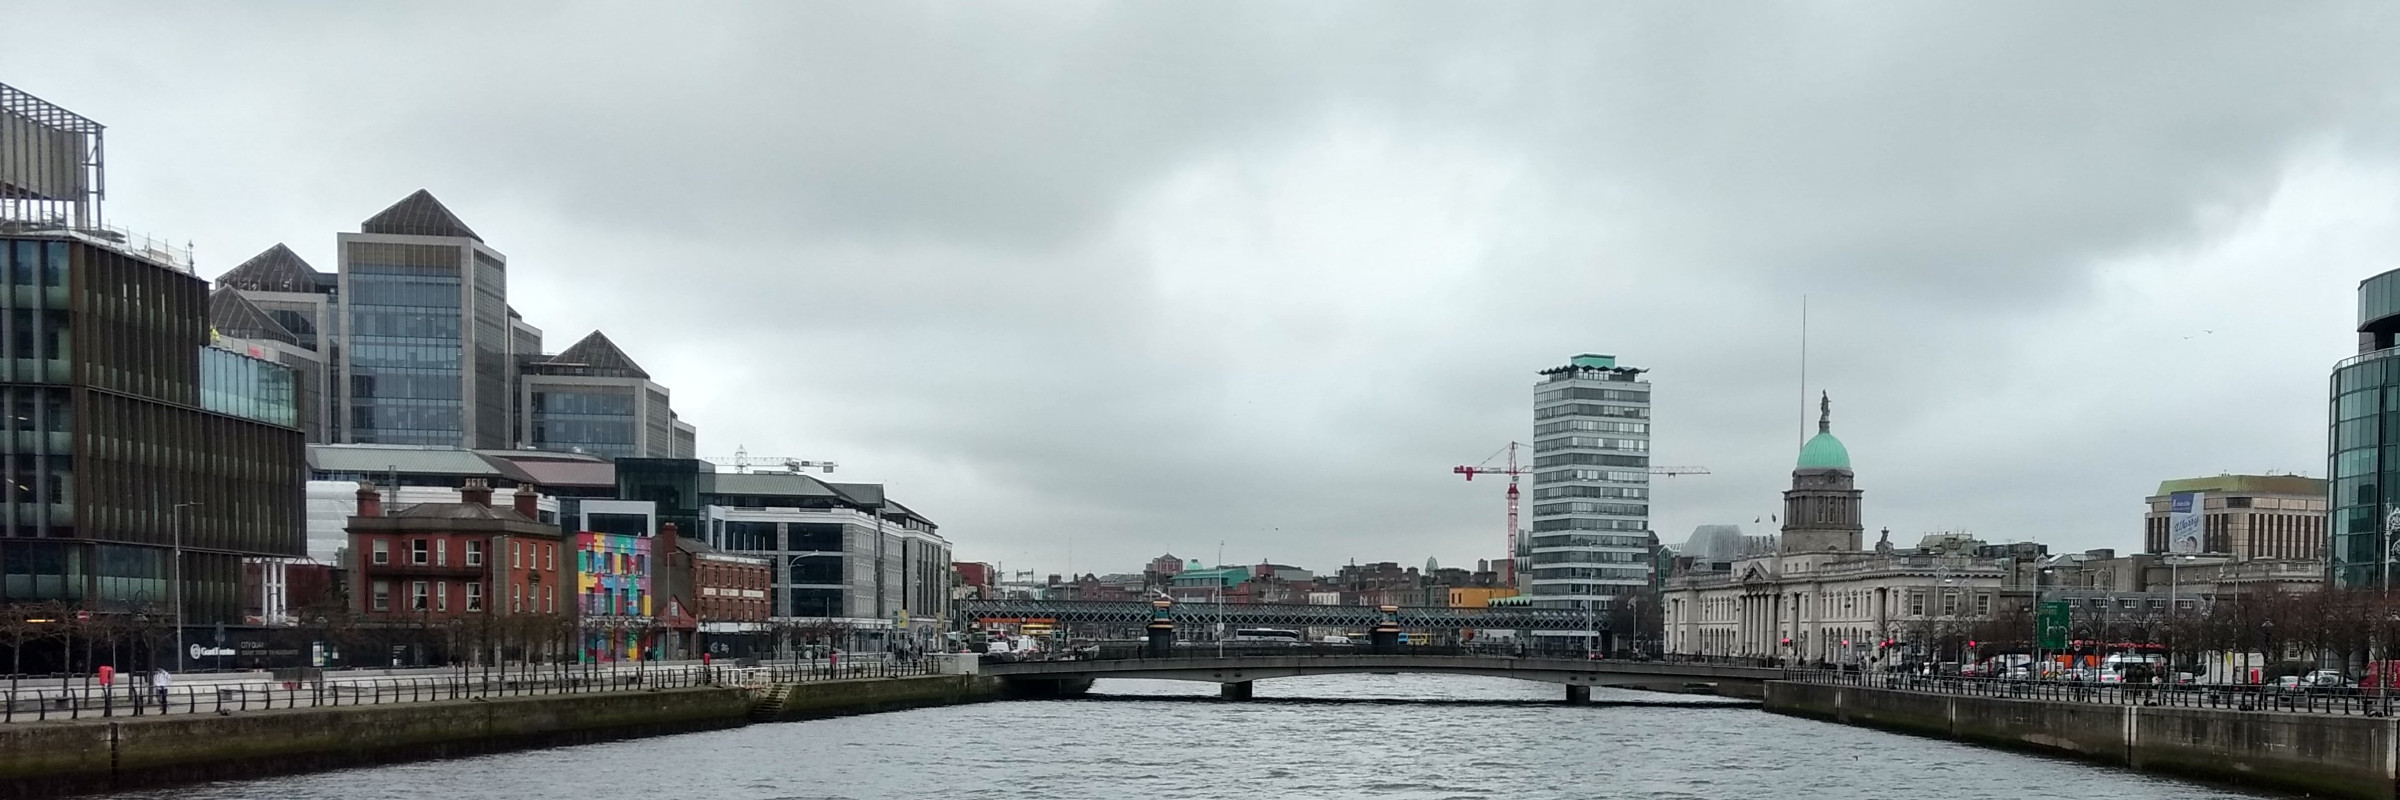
211,190,696,457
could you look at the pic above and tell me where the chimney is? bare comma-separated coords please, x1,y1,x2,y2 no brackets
658,522,679,564
513,484,540,520
460,478,494,508
355,481,383,518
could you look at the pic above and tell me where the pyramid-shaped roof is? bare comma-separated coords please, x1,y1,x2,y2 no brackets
216,244,325,293
360,189,482,241
208,287,302,347
545,331,649,379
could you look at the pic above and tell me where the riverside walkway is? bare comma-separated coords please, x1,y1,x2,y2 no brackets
1788,669,2398,716
0,657,934,723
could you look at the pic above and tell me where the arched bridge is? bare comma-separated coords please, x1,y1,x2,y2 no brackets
983,649,1784,703
953,599,1595,630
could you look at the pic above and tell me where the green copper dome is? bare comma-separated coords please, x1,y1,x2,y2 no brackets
1797,431,1850,470
1796,390,1851,470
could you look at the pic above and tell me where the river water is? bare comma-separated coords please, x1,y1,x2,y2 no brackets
110,675,2281,800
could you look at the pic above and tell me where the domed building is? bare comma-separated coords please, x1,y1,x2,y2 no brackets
1782,393,1864,554
1659,392,2044,666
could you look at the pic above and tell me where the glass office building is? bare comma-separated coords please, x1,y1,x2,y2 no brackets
2330,268,2400,587
213,244,338,443
521,331,695,459
0,234,307,621
1528,353,1654,640
338,190,513,449
1,80,304,636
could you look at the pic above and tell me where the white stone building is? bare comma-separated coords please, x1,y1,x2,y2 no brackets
1662,395,2044,665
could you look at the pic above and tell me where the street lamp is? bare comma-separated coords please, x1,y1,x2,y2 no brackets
169,502,202,673
2031,565,2056,677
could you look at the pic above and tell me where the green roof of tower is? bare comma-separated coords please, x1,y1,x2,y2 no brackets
1797,391,1851,471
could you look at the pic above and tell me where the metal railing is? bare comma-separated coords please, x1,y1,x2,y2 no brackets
1789,669,2399,716
992,642,1777,665
0,657,939,723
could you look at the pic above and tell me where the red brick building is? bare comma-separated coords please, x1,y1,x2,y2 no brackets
345,480,565,622
654,522,772,659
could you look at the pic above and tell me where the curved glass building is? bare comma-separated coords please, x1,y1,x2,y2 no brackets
2329,268,2400,587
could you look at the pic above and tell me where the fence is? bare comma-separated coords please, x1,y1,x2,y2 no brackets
1027,642,1787,664
0,656,937,723
1788,669,2399,717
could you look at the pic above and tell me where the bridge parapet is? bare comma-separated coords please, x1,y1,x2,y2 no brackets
981,650,1786,694
955,599,1598,631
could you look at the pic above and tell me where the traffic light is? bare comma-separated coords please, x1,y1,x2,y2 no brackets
1967,640,1979,649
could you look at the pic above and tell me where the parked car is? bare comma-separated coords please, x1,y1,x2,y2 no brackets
2306,669,2355,688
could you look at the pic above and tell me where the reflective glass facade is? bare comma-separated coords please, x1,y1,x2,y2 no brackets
529,386,638,458
2329,353,2400,587
343,242,464,445
200,345,298,428
2330,267,2400,588
0,235,306,622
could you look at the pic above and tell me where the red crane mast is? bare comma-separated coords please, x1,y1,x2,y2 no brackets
1454,442,1529,585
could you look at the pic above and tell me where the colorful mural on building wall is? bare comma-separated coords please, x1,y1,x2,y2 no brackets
575,531,654,662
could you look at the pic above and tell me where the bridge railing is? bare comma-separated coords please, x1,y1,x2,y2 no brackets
985,642,1790,667
1787,669,2395,716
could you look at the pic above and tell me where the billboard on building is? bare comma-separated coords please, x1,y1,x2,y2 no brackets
2167,492,2205,554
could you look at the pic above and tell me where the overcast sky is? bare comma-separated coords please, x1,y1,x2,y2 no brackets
8,3,2400,576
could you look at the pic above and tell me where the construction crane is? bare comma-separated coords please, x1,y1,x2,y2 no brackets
1454,443,1530,585
1456,451,1711,585
704,446,838,475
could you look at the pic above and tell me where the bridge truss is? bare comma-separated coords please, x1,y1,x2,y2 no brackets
952,599,1598,632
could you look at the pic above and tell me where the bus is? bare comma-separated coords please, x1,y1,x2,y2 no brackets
1226,628,1306,646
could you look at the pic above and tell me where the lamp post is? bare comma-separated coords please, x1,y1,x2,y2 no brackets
2031,565,2055,678
169,502,201,673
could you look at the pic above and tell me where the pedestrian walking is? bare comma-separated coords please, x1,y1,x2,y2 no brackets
151,668,171,710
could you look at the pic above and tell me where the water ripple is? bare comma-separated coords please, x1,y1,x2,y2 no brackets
108,674,2280,800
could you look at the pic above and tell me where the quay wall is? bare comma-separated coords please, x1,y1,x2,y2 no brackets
0,675,1002,799
771,674,1003,721
1764,680,2398,800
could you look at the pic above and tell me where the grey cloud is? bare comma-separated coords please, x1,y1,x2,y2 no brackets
5,2,2397,571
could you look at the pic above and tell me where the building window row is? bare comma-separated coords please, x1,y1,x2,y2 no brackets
1531,436,1648,453
1532,468,1648,486
1529,484,1648,501
1533,419,1649,436
1531,501,1649,518
1531,452,1648,470
1533,403,1649,421
1533,387,1651,404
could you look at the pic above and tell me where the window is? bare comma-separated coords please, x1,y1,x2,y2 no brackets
545,544,554,571
1974,594,1991,616
466,582,483,611
372,539,390,565
544,585,554,613
436,581,449,611
411,581,429,610
411,539,428,565
466,541,483,566
512,542,521,569
512,583,522,613
436,541,447,567
372,580,391,611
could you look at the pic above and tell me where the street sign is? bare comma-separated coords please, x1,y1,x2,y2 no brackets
2038,600,2071,650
